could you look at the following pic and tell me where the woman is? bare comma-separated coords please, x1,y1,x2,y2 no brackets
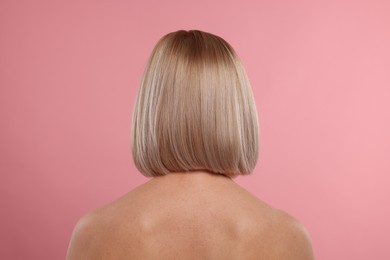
66,30,314,259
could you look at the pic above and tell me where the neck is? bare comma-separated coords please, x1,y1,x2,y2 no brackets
150,170,235,186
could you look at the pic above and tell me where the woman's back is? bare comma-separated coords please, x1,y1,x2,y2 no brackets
67,171,314,259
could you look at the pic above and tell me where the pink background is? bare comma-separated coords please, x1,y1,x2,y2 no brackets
1,0,389,259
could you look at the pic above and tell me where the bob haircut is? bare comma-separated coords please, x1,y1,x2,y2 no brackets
130,30,259,178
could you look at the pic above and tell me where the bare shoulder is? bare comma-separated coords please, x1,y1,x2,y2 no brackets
222,186,314,259
249,208,315,260
66,206,110,260
66,197,144,260
66,204,125,260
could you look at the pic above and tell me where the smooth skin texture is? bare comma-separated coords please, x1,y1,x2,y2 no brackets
66,171,314,259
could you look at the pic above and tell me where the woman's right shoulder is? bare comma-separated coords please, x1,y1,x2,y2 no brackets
247,207,315,260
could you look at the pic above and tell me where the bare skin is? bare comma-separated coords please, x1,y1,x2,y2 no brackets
66,171,314,259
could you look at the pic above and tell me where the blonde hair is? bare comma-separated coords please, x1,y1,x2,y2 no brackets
130,30,259,178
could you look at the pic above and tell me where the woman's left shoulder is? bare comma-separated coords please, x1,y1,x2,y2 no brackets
66,207,107,259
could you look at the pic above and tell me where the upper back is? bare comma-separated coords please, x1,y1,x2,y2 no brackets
67,174,314,259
